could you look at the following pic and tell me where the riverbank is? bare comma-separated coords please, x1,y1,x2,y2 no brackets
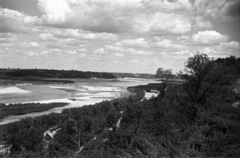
0,102,68,119
0,78,160,125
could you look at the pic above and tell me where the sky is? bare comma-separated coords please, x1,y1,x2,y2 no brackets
0,0,239,74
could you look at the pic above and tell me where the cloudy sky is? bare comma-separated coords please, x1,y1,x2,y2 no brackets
0,0,239,73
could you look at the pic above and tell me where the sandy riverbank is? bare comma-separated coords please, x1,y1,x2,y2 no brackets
0,98,109,125
0,87,31,94
0,91,158,125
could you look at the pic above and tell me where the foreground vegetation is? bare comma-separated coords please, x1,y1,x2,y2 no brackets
0,103,69,119
0,53,240,157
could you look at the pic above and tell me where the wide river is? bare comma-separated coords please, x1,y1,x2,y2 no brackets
0,78,159,125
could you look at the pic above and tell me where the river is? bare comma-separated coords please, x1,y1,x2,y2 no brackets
0,78,159,125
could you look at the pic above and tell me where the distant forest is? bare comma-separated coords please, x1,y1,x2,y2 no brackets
0,54,239,157
0,102,68,119
0,68,157,82
0,69,117,79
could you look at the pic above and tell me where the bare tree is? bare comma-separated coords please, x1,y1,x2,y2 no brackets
155,68,174,98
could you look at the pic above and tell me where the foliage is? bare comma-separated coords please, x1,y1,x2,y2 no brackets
155,68,174,98
0,53,240,157
0,68,116,80
0,103,68,119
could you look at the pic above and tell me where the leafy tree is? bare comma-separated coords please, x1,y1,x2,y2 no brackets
155,68,174,98
179,52,235,105
179,52,213,104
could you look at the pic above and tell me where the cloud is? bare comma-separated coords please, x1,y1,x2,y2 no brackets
130,59,138,63
218,41,240,50
52,29,118,40
77,48,87,52
37,0,192,34
200,47,222,57
115,37,188,51
134,12,192,34
66,50,78,55
45,42,65,49
38,33,57,41
62,38,83,47
177,35,189,41
116,38,149,47
114,53,124,57
127,48,153,55
192,30,229,45
194,16,212,29
37,0,138,32
93,48,107,54
0,42,13,47
35,0,239,35
52,29,80,38
159,50,191,60
143,0,192,11
152,39,188,50
200,41,240,58
20,42,40,48
78,53,86,58
174,50,190,55
80,32,118,41
94,45,153,56
193,0,237,18
0,8,38,33
30,42,40,47
0,33,16,43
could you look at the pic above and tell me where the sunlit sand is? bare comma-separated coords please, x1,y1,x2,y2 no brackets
0,87,31,94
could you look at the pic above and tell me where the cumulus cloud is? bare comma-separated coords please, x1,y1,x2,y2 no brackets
80,32,118,40
192,30,229,45
36,0,239,34
94,45,153,56
37,0,192,34
127,48,153,55
116,38,149,47
52,29,80,38
52,29,118,40
218,41,240,50
37,0,138,32
115,37,188,51
143,0,192,11
200,41,240,58
134,12,192,34
200,47,222,57
194,16,212,29
77,48,87,52
78,53,86,58
0,33,16,43
20,42,40,48
193,0,237,18
93,48,107,54
0,8,38,33
39,33,57,41
66,50,78,55
130,59,138,63
45,42,65,49
152,39,188,50
62,38,81,47
114,53,124,57
174,50,190,55
177,35,189,41
0,42,13,47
